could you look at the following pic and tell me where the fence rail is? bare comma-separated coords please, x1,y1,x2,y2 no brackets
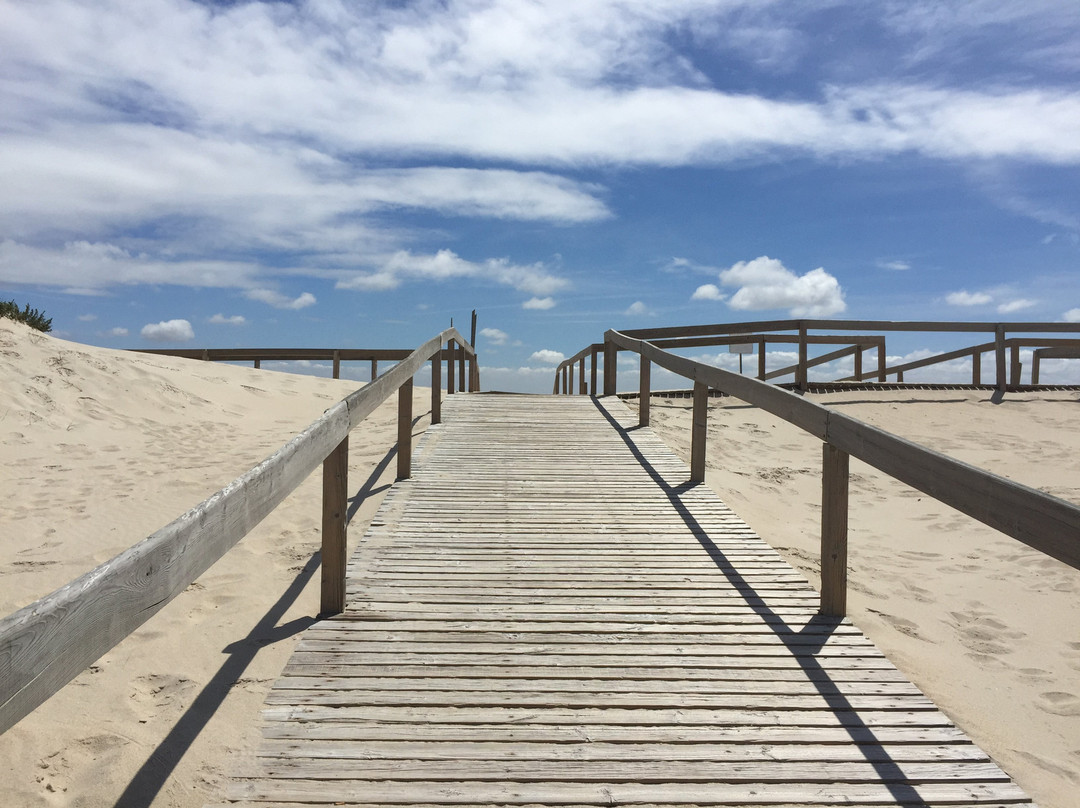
0,329,478,735
555,323,1080,618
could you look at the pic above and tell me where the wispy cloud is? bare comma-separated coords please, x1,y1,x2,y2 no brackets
208,313,246,325
245,289,317,310
945,290,993,306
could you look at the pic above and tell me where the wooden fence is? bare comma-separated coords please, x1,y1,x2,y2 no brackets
553,320,1080,393
0,328,478,735
555,323,1080,618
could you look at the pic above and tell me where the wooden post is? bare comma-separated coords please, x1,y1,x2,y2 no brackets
603,339,617,396
877,342,886,383
562,365,569,395
1031,352,1041,386
757,337,766,380
995,325,1006,392
253,359,260,370
690,381,708,483
896,370,904,383
797,324,808,392
458,347,466,393
972,351,981,385
431,356,442,425
370,358,378,380
579,358,586,395
397,378,413,479
639,357,651,427
820,443,849,618
320,437,349,615
1010,345,1022,387
469,355,478,392
332,350,341,380
447,341,456,395
201,349,210,361
590,348,598,396
853,346,862,381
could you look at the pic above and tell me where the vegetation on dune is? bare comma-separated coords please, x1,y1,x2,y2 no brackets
0,300,53,333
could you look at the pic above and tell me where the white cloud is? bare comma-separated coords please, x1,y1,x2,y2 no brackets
480,327,509,345
209,313,246,325
877,260,911,271
1063,308,1080,322
625,301,649,316
140,319,194,343
529,349,566,364
102,326,128,338
245,289,316,310
523,296,557,310
662,257,720,275
77,313,97,322
945,290,993,306
718,256,846,316
997,298,1037,313
691,283,725,301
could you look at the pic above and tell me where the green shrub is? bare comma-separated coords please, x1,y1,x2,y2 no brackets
0,299,53,333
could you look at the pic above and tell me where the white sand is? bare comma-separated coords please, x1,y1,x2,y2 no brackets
0,319,434,806
647,389,1080,808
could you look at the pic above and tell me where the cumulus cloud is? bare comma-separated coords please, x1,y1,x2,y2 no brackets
141,319,194,342
997,298,1037,313
691,283,725,301
480,327,509,345
717,256,846,316
523,296,556,310
1063,308,1080,322
245,289,316,310
945,290,993,306
209,313,246,325
530,349,566,364
625,301,649,316
102,327,128,338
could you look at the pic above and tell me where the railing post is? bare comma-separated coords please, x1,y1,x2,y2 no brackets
639,356,651,426
562,365,569,395
320,437,349,615
431,354,442,425
972,350,981,385
590,348,598,396
447,341,456,395
332,350,341,380
370,358,378,380
458,346,466,393
397,378,413,479
553,368,561,395
877,342,886,383
995,325,1006,392
853,346,862,381
690,381,708,483
797,323,808,392
579,358,586,395
757,337,766,380
603,339,617,396
1010,344,1022,387
896,370,904,383
820,443,849,617
253,359,260,370
1031,352,1041,386
469,355,478,392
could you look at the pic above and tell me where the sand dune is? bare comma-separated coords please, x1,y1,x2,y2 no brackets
0,319,434,806
647,390,1080,808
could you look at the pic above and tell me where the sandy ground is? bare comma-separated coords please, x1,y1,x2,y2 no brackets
0,319,435,807
646,388,1080,808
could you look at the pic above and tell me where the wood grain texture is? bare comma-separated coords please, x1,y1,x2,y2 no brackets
219,394,1034,807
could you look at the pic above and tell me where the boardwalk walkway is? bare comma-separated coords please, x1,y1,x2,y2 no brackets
219,394,1032,807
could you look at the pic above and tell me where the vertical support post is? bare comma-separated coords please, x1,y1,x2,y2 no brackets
1031,352,1041,386
995,325,1007,392
877,342,886,383
853,346,862,381
590,348,598,396
469,355,478,392
972,351,981,385
470,309,477,353
447,341,456,395
757,337,767,380
431,355,442,425
690,381,708,483
603,339,617,396
320,437,349,615
639,356,651,427
370,358,378,380
797,324,808,392
1010,344,1022,387
579,359,586,395
397,378,414,479
820,443,849,618
562,365,569,394
201,349,210,361
253,359,260,370
896,370,904,383
458,346,466,393
332,350,341,380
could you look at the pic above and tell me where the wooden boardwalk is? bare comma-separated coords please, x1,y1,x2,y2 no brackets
218,394,1033,807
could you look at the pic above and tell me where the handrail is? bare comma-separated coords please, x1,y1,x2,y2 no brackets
0,327,477,734
604,328,1080,616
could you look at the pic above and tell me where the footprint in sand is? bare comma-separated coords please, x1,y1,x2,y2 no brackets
945,603,1026,658
867,608,930,641
131,673,197,710
1035,691,1080,716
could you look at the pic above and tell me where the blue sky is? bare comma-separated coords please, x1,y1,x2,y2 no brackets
2,0,1080,391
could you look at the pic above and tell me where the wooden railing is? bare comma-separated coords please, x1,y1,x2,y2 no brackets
559,326,1080,618
553,320,1080,392
0,328,478,734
